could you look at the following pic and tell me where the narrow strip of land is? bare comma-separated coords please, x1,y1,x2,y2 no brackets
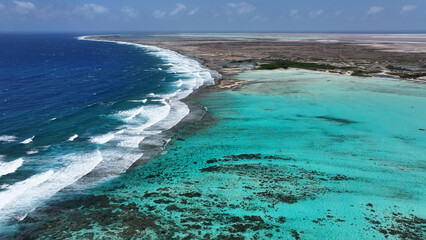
89,34,426,86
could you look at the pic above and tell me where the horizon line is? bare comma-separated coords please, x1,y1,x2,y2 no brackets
1,30,426,35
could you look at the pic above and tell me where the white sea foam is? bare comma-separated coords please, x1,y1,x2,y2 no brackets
0,170,54,210
92,101,190,177
76,36,88,40
90,133,115,144
0,151,102,220
0,135,17,143
17,214,27,221
20,136,34,144
175,79,184,87
0,158,24,177
26,149,39,155
0,36,215,219
114,104,171,148
68,134,78,141
77,37,216,172
42,145,51,150
92,149,142,177
0,35,216,226
117,102,171,123
129,99,148,103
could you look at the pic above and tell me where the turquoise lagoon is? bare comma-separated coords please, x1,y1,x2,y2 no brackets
16,70,426,239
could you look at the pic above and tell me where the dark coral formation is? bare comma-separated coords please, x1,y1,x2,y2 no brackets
315,115,358,124
11,151,353,239
364,204,426,240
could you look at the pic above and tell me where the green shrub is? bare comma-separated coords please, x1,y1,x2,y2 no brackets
258,60,337,70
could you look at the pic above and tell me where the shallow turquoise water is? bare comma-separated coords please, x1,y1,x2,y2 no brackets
13,69,426,239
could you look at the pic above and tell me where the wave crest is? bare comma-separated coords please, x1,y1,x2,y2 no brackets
0,158,24,177
0,135,17,143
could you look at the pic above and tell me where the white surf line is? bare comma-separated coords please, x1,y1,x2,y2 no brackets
0,135,18,143
129,99,148,103
68,134,78,141
0,151,103,222
90,133,115,144
0,158,24,177
26,149,39,155
175,79,183,87
77,35,217,177
20,136,34,144
0,170,54,210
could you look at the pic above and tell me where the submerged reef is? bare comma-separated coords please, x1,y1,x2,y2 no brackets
16,151,353,239
11,69,426,240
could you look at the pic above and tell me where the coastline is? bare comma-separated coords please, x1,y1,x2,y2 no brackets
14,68,426,239
80,33,426,178
85,34,426,84
78,35,219,170
9,34,426,240
1,35,219,238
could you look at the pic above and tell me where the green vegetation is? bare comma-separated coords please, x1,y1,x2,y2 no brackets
257,61,289,70
386,65,409,71
389,72,426,79
385,65,426,79
257,60,339,70
351,70,369,77
254,60,425,79
231,59,255,63
351,70,381,77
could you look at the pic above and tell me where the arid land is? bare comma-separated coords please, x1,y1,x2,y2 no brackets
89,33,426,86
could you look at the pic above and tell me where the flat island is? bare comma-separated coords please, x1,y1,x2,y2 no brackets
88,33,426,85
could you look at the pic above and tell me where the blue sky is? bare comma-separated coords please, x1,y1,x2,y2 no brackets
0,0,425,32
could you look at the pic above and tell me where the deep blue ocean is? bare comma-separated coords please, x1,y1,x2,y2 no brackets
0,33,214,229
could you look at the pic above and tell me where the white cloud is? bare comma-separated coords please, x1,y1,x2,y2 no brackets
188,7,199,16
228,2,256,15
400,5,417,14
170,3,186,16
37,6,67,20
251,15,266,22
75,3,108,18
367,6,384,15
290,9,298,17
13,1,36,14
154,3,187,18
335,9,343,16
121,6,138,18
153,10,166,18
0,2,5,10
310,9,324,18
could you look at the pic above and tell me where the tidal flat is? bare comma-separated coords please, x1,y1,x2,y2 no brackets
14,69,426,239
